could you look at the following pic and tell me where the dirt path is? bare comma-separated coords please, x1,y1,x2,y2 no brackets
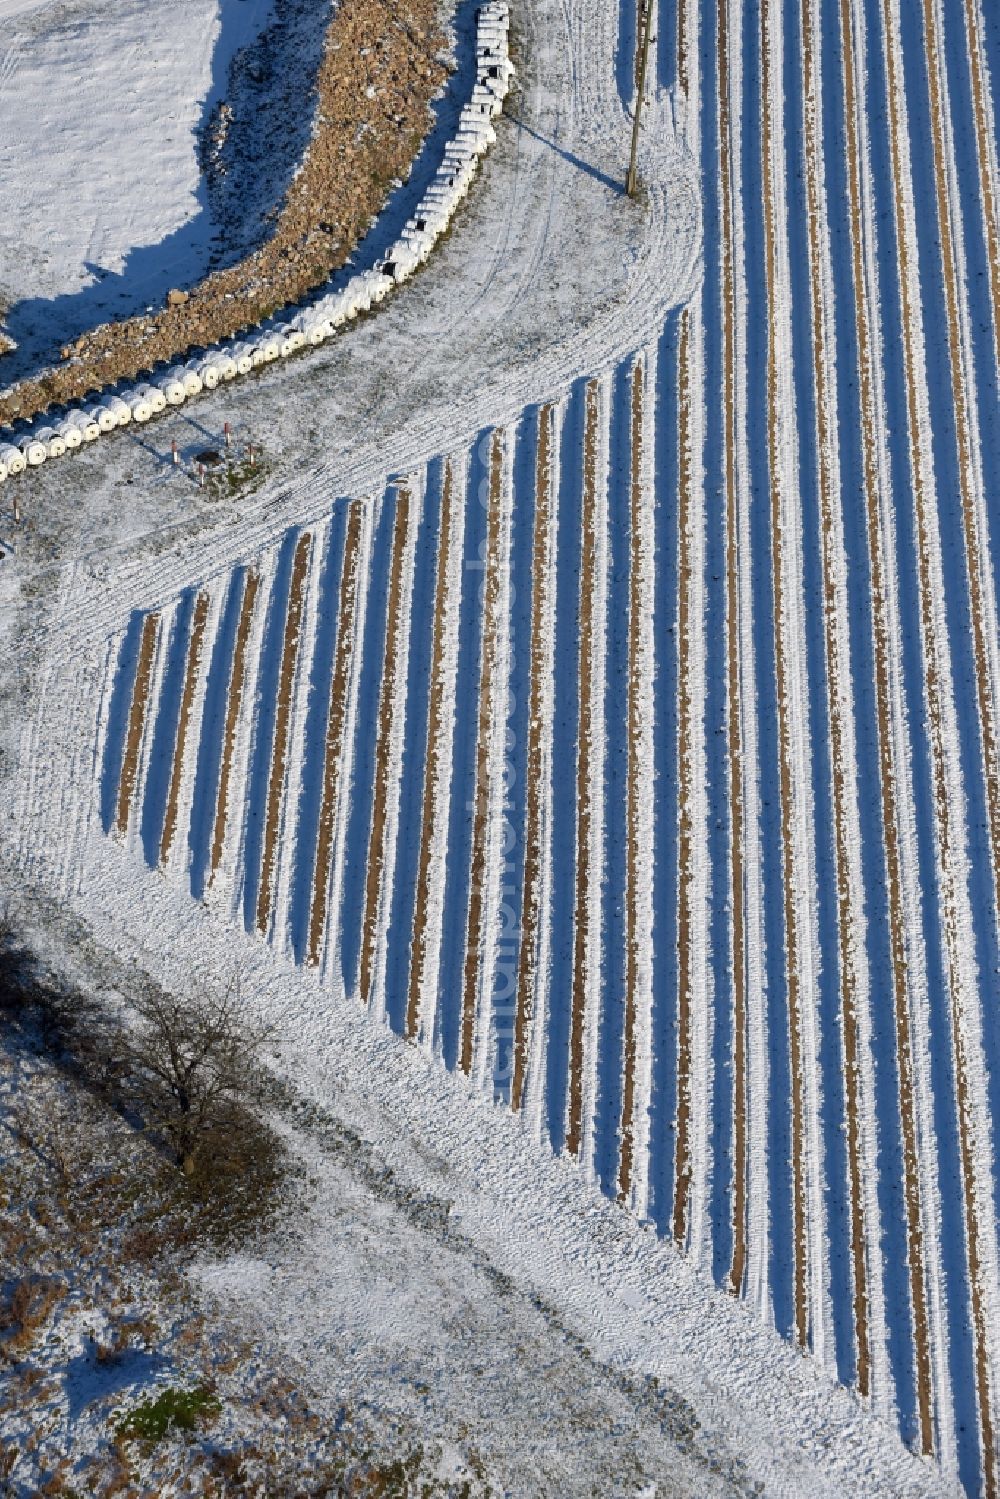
406,465,457,1039
800,0,870,1394
0,0,446,429
307,504,364,969
209,570,261,881
460,433,505,1077
256,531,312,935
838,0,933,1449
358,488,412,1006
566,383,601,1158
511,406,555,1112
760,0,809,1351
617,361,645,1203
114,612,160,836
159,592,210,867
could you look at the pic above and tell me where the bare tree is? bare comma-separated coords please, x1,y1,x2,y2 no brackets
127,974,276,1178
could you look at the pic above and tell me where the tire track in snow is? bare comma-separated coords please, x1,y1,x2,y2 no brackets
760,0,810,1352
158,591,210,868
459,432,505,1076
511,405,555,1112
799,0,874,1396
839,0,936,1452
307,503,365,970
114,611,160,837
358,485,416,1011
914,0,1000,1476
209,569,261,881
618,356,655,1208
256,531,312,937
405,464,458,1039
877,0,995,1467
671,312,698,1249
708,0,749,1293
565,383,601,1158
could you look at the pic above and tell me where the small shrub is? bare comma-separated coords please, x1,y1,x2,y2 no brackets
116,1383,220,1443
2,1274,66,1352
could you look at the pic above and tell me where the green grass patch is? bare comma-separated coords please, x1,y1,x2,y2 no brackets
116,1383,220,1442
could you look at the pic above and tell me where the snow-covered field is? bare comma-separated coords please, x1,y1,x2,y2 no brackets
3,0,1000,1492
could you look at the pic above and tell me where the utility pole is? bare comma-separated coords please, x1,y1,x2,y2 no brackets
626,0,655,198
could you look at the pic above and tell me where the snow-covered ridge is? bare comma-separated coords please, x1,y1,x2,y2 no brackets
0,1,513,485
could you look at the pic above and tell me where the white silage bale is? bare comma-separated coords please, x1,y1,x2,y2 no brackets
350,280,374,313
2,443,26,476
231,343,254,375
216,352,238,381
341,284,366,317
389,246,419,284
276,326,305,356
56,419,83,451
0,453,7,483
302,317,331,345
20,435,47,467
258,333,282,361
70,410,101,441
107,396,132,426
401,230,433,263
36,426,66,459
157,372,188,406
88,404,117,433
127,392,153,423
361,269,390,303
137,383,167,415
198,358,223,389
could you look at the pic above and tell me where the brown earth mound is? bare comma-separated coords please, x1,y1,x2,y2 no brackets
0,0,447,430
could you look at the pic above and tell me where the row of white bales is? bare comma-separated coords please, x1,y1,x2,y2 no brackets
0,3,512,481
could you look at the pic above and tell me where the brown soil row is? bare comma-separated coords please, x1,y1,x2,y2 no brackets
565,383,600,1158
915,0,998,1481
158,593,210,867
256,531,312,935
0,0,446,430
358,488,412,1005
714,0,749,1293
838,0,933,1448
406,464,456,1038
210,570,261,880
307,503,364,968
800,0,871,1395
760,0,808,1351
114,612,160,836
672,314,696,1247
510,405,555,1111
459,433,504,1077
617,361,645,1204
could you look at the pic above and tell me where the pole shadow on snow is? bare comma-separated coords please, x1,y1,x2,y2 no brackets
508,117,625,196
